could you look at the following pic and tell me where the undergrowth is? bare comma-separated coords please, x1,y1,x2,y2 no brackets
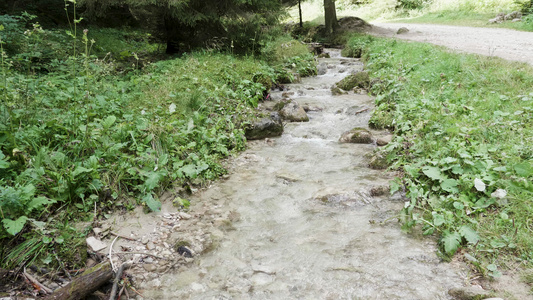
0,12,315,270
344,34,533,277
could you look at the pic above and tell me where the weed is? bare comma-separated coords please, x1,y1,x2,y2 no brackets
347,34,533,271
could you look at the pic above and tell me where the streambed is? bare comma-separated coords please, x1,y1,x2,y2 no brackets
139,49,465,299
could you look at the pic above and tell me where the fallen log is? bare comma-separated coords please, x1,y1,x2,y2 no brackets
44,261,113,300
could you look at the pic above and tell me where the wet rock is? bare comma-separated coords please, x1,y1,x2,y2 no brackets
339,128,373,144
317,53,330,58
336,71,370,90
282,91,295,98
370,185,390,197
280,101,309,122
376,135,393,146
368,152,388,170
251,273,275,286
317,63,328,75
448,286,491,300
245,112,284,140
331,86,346,95
86,236,107,252
397,27,409,34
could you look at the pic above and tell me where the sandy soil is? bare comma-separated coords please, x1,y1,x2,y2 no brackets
369,23,533,66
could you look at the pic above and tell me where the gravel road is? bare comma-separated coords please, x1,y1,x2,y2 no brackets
369,23,533,65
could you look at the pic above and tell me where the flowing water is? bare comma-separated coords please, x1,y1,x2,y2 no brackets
143,49,464,299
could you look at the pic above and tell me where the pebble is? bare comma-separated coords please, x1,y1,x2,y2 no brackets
141,236,149,245
179,212,192,220
146,242,155,250
143,264,157,272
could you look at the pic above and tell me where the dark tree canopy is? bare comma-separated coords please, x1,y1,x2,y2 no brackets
80,0,286,54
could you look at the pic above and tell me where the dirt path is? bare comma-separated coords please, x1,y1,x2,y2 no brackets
369,23,533,66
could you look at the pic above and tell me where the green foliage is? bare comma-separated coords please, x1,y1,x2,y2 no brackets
349,34,533,268
260,35,317,81
0,11,313,268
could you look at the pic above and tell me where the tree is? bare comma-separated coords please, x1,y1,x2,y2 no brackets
80,0,284,54
324,0,338,34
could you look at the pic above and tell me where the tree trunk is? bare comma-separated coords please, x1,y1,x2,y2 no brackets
324,0,338,35
298,0,303,28
44,261,113,300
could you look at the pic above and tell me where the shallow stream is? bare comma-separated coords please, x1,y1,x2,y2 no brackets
142,49,464,299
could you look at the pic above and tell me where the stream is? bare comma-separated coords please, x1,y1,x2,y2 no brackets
141,49,465,299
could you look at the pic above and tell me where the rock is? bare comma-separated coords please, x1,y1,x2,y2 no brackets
376,135,393,146
370,185,390,197
368,152,388,170
251,273,274,286
86,236,107,252
505,11,521,20
245,112,284,140
282,91,295,98
512,18,522,22
397,27,409,34
143,263,157,272
337,16,371,31
317,53,330,58
336,71,370,90
331,86,346,95
141,235,149,245
317,63,328,75
179,212,192,220
279,101,309,122
448,286,491,300
489,16,503,24
146,242,155,250
339,128,373,144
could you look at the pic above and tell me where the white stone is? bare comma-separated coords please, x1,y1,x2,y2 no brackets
86,237,107,252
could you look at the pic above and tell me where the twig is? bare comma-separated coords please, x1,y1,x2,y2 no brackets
129,285,144,298
110,231,137,241
124,285,130,299
355,108,370,115
113,252,166,260
109,236,119,272
23,268,53,294
118,284,126,300
109,262,131,300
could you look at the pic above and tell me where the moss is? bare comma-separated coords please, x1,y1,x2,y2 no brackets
368,152,388,170
336,71,370,90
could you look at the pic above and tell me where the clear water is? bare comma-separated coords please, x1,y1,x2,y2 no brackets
142,49,463,299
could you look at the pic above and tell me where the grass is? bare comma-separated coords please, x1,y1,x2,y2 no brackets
343,34,533,277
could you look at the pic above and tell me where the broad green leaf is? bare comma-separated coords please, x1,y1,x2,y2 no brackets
422,166,445,181
159,154,169,166
27,196,55,212
451,165,464,175
102,115,117,129
441,179,459,193
390,180,401,195
2,216,28,235
144,172,163,191
433,213,445,226
453,201,464,210
0,152,9,169
181,164,198,178
72,166,92,178
442,231,461,254
459,225,480,244
514,162,533,177
142,194,161,212
490,240,506,248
